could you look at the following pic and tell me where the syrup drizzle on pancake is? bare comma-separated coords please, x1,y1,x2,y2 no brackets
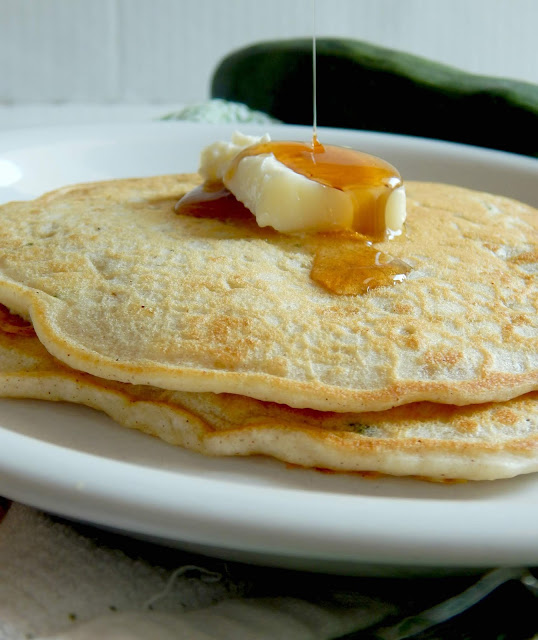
229,139,403,239
175,2,409,295
175,144,410,296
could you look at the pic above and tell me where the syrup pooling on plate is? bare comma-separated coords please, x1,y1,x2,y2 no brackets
227,138,403,239
176,134,410,295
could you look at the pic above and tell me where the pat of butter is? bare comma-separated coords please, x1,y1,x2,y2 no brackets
199,132,271,182
199,132,406,235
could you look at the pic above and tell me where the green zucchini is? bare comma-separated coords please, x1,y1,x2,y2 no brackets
211,38,538,157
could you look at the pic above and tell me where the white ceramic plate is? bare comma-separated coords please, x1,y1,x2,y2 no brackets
0,122,537,576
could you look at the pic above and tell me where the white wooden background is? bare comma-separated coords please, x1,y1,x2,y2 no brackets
1,0,537,108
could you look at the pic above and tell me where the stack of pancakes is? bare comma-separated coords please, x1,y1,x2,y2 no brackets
0,174,536,480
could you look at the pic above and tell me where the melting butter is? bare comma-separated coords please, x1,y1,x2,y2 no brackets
176,132,411,295
198,132,406,238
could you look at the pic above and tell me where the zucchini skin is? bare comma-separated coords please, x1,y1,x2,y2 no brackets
211,38,538,157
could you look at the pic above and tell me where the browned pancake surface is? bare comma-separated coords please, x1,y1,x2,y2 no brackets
0,311,536,481
0,176,536,411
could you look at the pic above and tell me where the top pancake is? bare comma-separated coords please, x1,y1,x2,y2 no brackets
0,175,536,412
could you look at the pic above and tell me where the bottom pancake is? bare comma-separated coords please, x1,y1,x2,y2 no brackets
0,309,537,481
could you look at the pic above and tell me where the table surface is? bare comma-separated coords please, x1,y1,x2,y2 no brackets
0,104,182,132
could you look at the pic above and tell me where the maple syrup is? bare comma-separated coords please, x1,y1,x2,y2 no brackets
175,139,409,295
227,140,403,239
174,181,251,221
307,231,410,295
175,0,409,295
0,304,35,336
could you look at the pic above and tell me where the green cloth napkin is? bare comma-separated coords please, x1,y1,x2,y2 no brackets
1,504,537,640
160,98,280,125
